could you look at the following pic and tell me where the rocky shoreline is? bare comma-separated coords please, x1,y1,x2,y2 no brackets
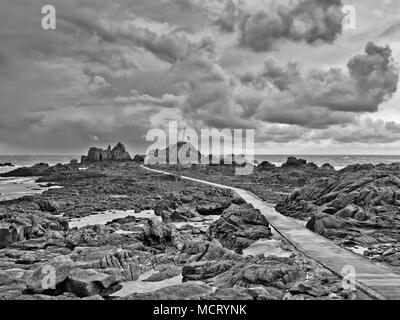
0,151,370,300
152,155,400,272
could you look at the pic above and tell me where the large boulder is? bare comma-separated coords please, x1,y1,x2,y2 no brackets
26,255,74,294
207,204,272,253
180,239,238,262
64,269,122,297
212,256,300,290
140,218,174,248
306,213,350,235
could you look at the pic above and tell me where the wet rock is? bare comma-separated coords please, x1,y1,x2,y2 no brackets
26,255,74,294
207,204,272,253
65,268,122,297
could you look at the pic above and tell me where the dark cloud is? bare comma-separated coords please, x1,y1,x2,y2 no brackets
213,0,241,33
1,0,400,154
256,125,307,143
239,0,343,52
310,118,400,144
239,42,399,128
256,90,355,129
58,13,189,64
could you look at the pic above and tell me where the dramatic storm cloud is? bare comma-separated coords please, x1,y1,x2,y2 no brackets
239,0,343,51
1,0,400,154
241,42,399,128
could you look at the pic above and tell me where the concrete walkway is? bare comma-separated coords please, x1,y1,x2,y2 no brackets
142,166,400,300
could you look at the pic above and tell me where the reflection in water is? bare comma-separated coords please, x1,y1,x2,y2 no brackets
243,239,291,258
68,210,158,229
111,270,183,297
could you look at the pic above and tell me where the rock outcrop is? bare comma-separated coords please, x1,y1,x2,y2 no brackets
0,163,14,167
0,163,50,177
81,143,132,163
146,142,204,165
276,163,400,261
207,203,272,253
26,255,75,294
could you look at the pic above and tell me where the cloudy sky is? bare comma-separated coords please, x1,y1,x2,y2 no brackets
1,0,400,155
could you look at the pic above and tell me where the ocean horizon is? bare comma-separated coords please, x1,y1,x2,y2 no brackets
2,154,400,173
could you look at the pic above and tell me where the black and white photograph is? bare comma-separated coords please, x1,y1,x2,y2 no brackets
1,0,400,311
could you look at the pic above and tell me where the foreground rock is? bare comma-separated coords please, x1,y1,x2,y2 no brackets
0,161,369,300
26,255,74,294
207,203,272,253
64,269,122,297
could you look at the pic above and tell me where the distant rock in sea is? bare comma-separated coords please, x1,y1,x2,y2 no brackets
81,142,132,163
0,163,50,177
0,163,14,167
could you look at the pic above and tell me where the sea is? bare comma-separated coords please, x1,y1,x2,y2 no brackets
253,155,400,171
1,154,400,201
0,155,79,201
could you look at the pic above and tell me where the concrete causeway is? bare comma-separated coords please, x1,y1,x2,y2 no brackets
142,166,400,300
